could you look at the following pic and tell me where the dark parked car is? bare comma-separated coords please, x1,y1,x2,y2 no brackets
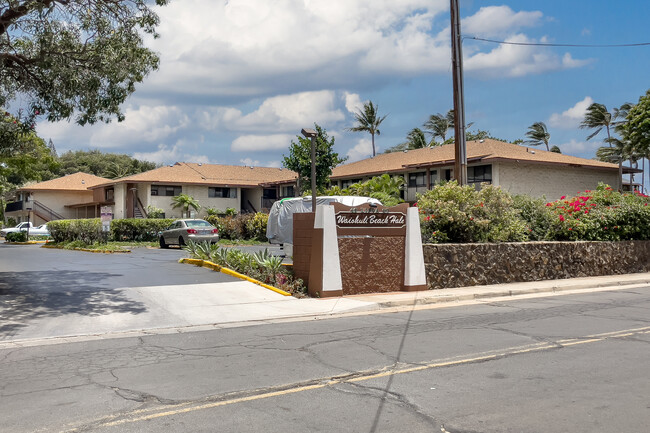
159,219,219,248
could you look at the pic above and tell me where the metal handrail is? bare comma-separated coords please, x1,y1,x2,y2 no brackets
33,200,65,221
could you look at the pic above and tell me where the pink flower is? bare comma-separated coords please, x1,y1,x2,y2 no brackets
559,215,565,222
560,196,566,200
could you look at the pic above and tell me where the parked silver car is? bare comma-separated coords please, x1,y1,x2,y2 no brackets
159,219,219,248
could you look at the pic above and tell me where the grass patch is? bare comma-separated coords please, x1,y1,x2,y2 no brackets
44,241,132,253
216,239,270,247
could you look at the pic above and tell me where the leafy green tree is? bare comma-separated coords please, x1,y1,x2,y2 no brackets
171,194,201,218
347,101,388,157
550,145,562,153
0,116,59,220
57,150,157,178
283,124,347,194
623,90,650,190
525,122,551,151
0,0,168,152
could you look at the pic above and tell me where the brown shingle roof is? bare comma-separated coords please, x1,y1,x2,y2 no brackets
19,172,110,191
92,162,297,188
331,139,625,179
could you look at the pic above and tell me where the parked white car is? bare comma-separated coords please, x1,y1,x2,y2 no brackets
0,222,34,237
29,224,51,237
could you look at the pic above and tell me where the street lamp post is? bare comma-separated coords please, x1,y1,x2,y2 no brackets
301,128,318,212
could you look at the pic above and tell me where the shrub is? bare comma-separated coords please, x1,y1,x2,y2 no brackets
6,231,27,242
111,218,175,242
417,182,527,243
511,194,554,241
146,205,165,219
244,213,269,242
47,219,103,244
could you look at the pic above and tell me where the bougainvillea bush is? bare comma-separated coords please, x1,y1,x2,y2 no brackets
418,182,650,243
543,184,650,241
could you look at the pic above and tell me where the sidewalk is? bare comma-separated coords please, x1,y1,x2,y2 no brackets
2,272,649,348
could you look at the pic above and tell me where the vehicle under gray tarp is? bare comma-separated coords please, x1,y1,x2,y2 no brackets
266,196,382,245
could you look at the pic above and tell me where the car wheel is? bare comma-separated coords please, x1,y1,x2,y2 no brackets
159,236,168,249
178,236,185,247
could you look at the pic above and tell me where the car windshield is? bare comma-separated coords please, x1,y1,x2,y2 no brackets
185,220,212,228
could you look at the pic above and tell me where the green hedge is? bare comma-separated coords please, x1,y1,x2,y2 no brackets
48,218,176,243
5,231,27,242
111,218,175,242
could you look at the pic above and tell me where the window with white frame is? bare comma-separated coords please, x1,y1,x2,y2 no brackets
467,165,492,184
408,172,426,188
208,187,237,198
151,185,182,196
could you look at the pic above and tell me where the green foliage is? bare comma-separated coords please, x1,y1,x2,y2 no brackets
244,213,269,242
525,121,551,151
418,182,528,243
624,89,650,156
145,205,165,219
185,242,305,295
47,219,104,244
0,0,168,137
57,150,157,178
283,124,347,194
205,213,268,241
5,231,27,242
418,182,650,243
327,174,405,206
111,218,175,242
225,207,237,216
171,194,201,218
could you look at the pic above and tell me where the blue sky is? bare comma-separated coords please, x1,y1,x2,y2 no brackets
37,0,650,188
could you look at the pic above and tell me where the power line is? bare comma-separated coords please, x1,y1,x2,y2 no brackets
465,36,650,48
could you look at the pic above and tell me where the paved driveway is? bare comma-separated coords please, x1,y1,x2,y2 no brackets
0,244,283,341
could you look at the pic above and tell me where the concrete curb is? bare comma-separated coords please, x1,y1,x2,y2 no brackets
179,258,292,296
40,244,131,253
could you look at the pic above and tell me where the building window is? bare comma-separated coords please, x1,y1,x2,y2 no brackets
429,170,438,186
151,185,181,196
209,187,237,198
444,169,454,181
105,188,114,201
262,188,277,200
408,172,426,188
281,186,295,197
341,179,362,189
468,165,492,184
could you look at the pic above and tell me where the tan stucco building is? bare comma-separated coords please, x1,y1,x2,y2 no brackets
6,172,111,225
331,139,637,201
89,162,297,219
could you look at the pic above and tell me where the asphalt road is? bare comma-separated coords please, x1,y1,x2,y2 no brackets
1,286,649,432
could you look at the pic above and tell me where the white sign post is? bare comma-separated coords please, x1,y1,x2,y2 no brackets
100,206,113,233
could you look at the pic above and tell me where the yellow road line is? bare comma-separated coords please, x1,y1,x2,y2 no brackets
62,325,650,432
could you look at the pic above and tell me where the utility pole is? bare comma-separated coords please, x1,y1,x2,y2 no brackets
450,0,467,186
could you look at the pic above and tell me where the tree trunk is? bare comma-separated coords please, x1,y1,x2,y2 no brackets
371,133,376,157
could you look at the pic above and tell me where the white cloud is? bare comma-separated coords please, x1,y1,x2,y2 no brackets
464,34,591,78
346,138,373,162
462,6,543,37
344,92,363,114
132,142,214,165
549,96,594,129
240,158,260,166
556,139,599,156
231,134,294,152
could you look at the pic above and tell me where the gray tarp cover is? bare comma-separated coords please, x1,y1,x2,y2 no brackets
266,196,383,244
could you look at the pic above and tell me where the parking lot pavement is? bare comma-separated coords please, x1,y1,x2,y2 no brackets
0,244,247,341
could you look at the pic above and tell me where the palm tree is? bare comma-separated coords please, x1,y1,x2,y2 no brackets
580,102,632,145
347,101,388,157
525,122,551,151
384,128,430,153
423,110,454,143
171,193,201,218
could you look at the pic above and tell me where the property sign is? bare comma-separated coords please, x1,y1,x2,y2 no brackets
335,211,406,229
100,206,113,232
